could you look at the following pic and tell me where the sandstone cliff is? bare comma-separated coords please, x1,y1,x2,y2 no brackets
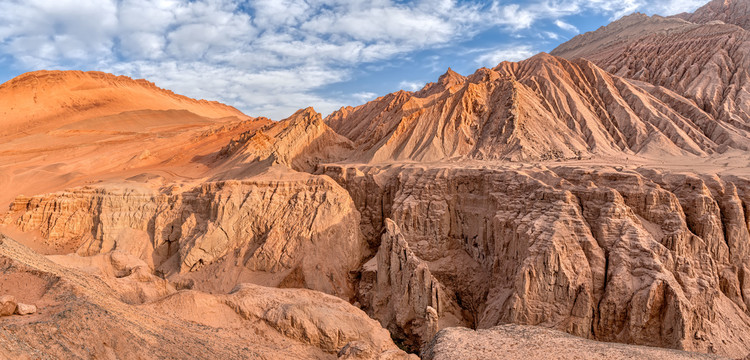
4,174,367,299
323,163,750,357
357,219,465,351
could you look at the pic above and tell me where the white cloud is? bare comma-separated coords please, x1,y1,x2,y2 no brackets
476,45,535,66
399,81,425,91
555,19,579,33
351,91,378,103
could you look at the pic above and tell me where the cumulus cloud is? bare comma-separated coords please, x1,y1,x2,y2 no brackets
555,19,579,33
476,45,535,66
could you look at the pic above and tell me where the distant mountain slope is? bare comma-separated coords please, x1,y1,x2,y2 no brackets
326,53,746,163
552,3,750,148
0,70,249,137
674,0,750,31
0,70,269,205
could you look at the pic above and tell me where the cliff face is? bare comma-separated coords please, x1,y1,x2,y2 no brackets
357,219,466,351
4,175,367,298
323,163,750,356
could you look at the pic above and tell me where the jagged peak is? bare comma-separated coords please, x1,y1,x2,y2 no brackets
467,67,500,84
285,107,322,123
438,67,466,87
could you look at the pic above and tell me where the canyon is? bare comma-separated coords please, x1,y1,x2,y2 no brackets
3,0,750,359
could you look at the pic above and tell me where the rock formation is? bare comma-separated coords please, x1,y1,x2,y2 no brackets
357,219,465,351
323,163,750,357
3,174,367,298
0,234,414,359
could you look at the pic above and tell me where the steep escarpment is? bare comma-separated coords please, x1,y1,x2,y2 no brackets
357,219,466,351
323,163,750,357
3,174,366,299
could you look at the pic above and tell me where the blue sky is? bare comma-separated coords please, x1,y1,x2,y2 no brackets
0,0,707,120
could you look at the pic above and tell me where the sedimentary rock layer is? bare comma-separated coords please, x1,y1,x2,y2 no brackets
4,175,366,298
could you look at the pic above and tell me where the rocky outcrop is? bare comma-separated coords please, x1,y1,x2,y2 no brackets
325,163,750,357
358,219,465,351
218,107,355,174
14,303,36,315
422,325,722,360
0,234,413,359
4,175,367,298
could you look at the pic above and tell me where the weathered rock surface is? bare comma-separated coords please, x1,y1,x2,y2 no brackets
326,52,748,162
553,11,750,148
422,325,723,360
358,219,465,351
0,234,412,359
217,107,355,175
675,0,750,31
0,295,16,316
3,174,367,299
14,303,36,315
324,163,750,357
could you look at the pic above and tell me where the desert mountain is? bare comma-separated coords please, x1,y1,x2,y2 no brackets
675,0,750,30
552,4,750,145
0,70,271,205
3,0,750,359
327,53,749,163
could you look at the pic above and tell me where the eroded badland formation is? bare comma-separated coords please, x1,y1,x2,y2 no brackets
3,0,750,358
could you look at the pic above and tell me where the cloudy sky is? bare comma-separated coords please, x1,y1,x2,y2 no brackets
0,0,707,119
